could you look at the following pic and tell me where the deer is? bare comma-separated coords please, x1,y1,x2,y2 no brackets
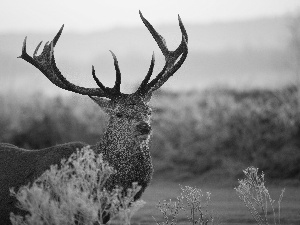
0,11,188,224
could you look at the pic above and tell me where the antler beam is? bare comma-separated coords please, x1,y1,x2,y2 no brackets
18,25,122,99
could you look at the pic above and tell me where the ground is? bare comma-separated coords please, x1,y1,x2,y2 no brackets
124,180,300,225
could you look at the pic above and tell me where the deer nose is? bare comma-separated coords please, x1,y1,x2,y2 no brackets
136,122,151,135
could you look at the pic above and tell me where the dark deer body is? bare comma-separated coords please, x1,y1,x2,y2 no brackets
0,11,188,224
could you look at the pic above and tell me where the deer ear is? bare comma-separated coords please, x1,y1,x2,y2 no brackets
89,96,114,114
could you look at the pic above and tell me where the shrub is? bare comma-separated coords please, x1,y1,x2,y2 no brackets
1,85,300,180
151,86,300,179
235,167,285,225
154,185,215,225
10,146,144,225
0,93,107,149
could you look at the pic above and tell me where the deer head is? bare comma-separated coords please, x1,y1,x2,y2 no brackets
18,11,188,144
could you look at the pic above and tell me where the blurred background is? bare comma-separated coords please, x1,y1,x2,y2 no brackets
1,0,300,93
1,1,300,223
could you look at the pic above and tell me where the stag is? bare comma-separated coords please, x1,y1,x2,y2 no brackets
0,11,188,224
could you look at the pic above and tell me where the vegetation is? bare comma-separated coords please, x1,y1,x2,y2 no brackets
154,167,285,225
235,167,285,225
9,148,285,225
1,85,300,181
10,146,145,225
3,85,297,223
154,185,214,225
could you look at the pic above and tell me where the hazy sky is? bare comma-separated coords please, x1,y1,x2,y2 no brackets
0,0,299,33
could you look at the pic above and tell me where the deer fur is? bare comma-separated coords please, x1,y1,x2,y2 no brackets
0,11,188,224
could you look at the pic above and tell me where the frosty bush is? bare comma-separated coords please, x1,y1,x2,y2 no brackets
235,167,285,225
155,185,215,225
10,146,144,225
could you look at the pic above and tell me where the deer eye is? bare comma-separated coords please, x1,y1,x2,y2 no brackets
116,112,123,118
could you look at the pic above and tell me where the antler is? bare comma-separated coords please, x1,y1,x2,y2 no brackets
18,25,123,99
19,11,188,100
136,10,188,95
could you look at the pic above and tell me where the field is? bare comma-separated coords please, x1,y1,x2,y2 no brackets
130,181,300,225
2,7,300,225
1,86,300,224
3,86,300,179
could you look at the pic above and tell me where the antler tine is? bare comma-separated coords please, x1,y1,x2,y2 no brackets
139,10,169,57
33,41,43,57
136,11,188,96
92,65,106,90
173,15,188,57
109,50,121,92
52,25,64,47
137,52,155,93
18,25,123,99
